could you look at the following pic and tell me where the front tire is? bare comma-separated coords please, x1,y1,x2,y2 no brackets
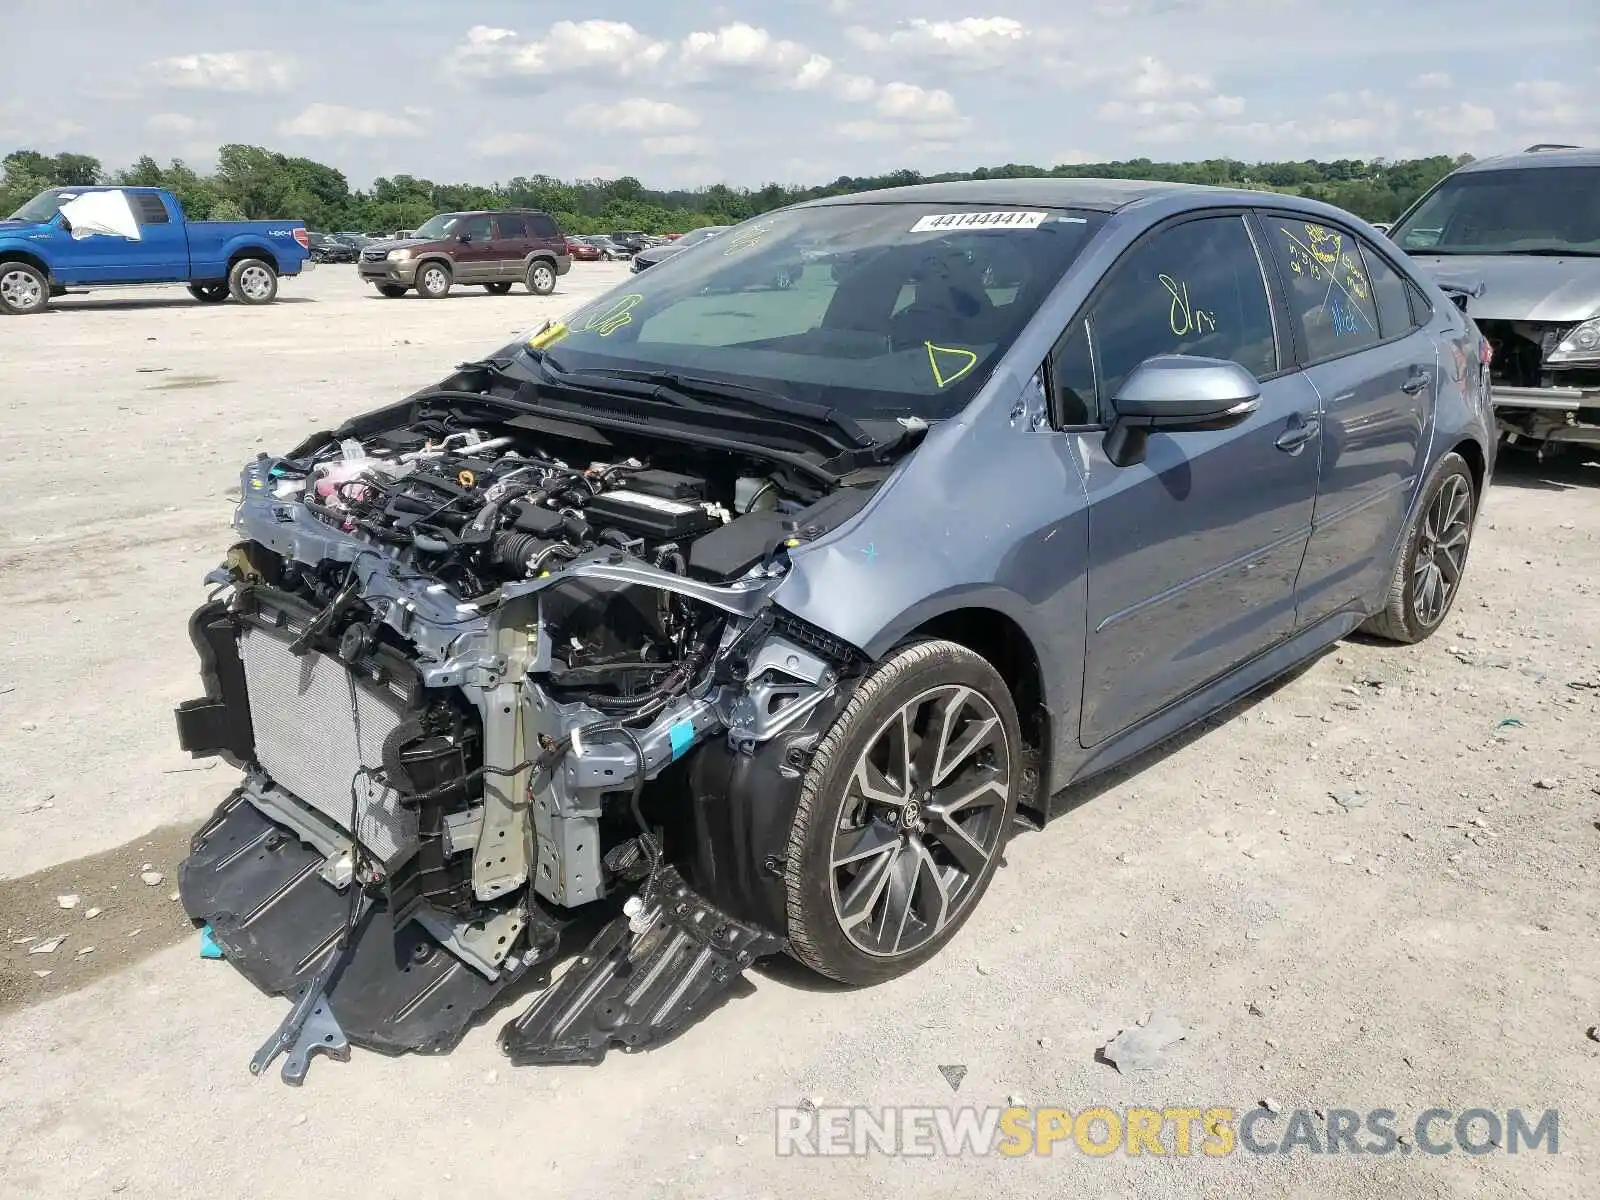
415,261,452,299
783,639,1020,985
525,260,557,295
1362,451,1477,643
0,261,50,315
227,258,278,305
188,282,228,304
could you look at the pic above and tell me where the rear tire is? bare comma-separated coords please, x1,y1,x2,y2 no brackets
525,260,557,295
415,261,452,299
783,639,1020,986
1361,451,1477,644
376,284,408,298
0,261,50,315
227,258,278,305
188,282,228,304
484,281,513,295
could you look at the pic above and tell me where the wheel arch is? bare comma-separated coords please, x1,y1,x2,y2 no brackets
1450,435,1487,505
228,244,280,274
0,249,53,281
902,605,1053,821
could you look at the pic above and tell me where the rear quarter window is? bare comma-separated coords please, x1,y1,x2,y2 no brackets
530,214,559,239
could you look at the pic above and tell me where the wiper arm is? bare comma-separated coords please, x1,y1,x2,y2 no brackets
555,366,876,449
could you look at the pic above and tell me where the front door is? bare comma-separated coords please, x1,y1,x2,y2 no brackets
1254,212,1435,627
452,214,496,282
1072,212,1322,744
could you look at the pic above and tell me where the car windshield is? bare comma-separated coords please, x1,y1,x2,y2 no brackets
8,188,78,222
674,226,725,249
1391,165,1600,255
412,213,467,240
537,202,1107,421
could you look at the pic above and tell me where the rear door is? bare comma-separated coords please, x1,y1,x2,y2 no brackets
111,191,188,281
452,214,496,282
1255,212,1435,628
491,213,528,278
1073,212,1322,744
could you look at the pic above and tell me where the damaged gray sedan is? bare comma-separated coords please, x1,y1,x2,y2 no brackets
175,178,1494,1081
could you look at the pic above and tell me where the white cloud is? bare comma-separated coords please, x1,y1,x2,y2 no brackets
146,112,203,135
876,81,960,120
276,104,423,139
468,131,548,158
446,21,669,84
151,51,296,93
1124,56,1212,98
567,98,699,132
0,103,84,144
847,17,1025,60
677,23,832,89
1512,80,1591,129
833,73,879,103
1412,101,1497,140
639,135,710,157
1411,71,1452,90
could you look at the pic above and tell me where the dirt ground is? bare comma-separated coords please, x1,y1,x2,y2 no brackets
0,264,1596,1199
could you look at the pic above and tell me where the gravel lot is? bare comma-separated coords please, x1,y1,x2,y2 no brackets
1,264,1597,1199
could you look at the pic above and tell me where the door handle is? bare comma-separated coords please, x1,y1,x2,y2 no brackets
1401,371,1430,394
1275,415,1320,454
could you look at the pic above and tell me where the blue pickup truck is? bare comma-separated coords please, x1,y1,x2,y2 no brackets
0,185,312,315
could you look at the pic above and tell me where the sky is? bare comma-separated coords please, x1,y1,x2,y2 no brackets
2,0,1595,190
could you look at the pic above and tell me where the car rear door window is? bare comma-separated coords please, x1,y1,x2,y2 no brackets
1086,214,1278,400
131,193,169,224
1359,239,1420,338
495,214,528,240
1263,217,1381,361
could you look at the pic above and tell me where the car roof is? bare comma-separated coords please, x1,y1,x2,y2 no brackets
1450,145,1600,173
796,177,1215,213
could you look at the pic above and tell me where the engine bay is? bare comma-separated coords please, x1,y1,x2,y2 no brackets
175,396,886,1077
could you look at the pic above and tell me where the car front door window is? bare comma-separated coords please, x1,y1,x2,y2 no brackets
1087,215,1278,402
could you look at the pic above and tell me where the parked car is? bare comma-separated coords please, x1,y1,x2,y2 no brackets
607,230,649,254
583,235,631,261
1388,144,1600,460
357,209,572,298
0,185,310,314
630,224,728,272
174,178,1492,1075
566,237,601,262
307,232,358,264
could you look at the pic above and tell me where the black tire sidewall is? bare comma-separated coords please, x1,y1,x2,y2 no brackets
784,641,1021,986
0,261,49,314
377,284,407,298
1398,454,1475,639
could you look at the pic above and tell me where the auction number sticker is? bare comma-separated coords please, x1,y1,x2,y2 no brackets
909,211,1048,233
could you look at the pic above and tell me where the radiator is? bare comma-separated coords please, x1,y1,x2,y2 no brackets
238,627,419,868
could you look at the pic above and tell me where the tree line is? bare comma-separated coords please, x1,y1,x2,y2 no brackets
2,144,1471,235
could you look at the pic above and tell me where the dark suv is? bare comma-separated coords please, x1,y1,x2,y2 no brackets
358,210,572,299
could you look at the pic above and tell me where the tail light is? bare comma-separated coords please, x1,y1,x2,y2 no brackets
292,229,310,250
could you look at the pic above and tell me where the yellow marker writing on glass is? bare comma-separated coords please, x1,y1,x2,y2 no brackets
925,341,979,388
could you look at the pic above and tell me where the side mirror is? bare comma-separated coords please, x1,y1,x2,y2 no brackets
1103,355,1261,468
458,232,472,244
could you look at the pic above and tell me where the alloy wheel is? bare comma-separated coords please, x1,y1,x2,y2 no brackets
830,684,1011,958
1413,473,1471,627
238,266,273,301
1,268,44,312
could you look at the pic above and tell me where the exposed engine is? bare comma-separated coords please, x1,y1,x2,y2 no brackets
176,403,880,1077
